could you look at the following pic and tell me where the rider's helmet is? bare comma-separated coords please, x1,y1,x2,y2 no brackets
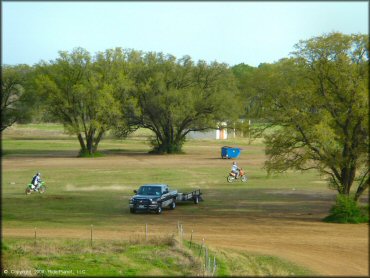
36,172,41,176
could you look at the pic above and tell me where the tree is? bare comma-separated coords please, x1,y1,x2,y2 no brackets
35,48,122,155
257,33,369,201
1,65,33,131
231,63,260,117
121,52,239,154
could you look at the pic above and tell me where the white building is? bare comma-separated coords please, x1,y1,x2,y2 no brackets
186,122,228,140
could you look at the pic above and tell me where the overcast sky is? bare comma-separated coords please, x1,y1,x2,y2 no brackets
2,1,368,67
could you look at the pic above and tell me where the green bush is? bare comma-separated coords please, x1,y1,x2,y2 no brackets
323,194,369,224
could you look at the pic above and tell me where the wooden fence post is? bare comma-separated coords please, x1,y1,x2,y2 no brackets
190,230,193,249
212,256,217,276
198,238,204,257
90,225,93,248
208,256,211,274
205,247,209,275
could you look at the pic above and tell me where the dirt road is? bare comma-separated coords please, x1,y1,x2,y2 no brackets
3,216,368,276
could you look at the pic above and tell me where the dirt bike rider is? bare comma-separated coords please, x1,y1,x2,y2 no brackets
231,161,240,178
31,172,42,191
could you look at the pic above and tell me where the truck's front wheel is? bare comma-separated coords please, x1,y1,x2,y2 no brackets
156,205,162,214
130,208,136,213
169,200,176,210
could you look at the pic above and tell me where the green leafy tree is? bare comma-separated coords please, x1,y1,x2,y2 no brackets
1,65,34,131
257,33,368,201
35,48,122,155
121,52,239,153
231,63,260,118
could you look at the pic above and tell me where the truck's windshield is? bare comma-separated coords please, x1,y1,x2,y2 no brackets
138,186,162,196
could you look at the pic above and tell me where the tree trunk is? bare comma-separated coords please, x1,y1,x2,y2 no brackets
86,129,95,155
93,130,105,153
77,133,87,153
86,139,93,155
338,164,358,196
154,134,184,154
77,128,105,156
354,175,369,201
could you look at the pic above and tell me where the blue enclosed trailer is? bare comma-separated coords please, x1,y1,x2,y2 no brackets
221,146,241,159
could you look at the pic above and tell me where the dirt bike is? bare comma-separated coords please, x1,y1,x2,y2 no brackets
25,181,46,195
227,169,248,183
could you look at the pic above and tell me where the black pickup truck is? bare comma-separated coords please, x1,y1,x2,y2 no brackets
129,184,203,214
129,184,178,214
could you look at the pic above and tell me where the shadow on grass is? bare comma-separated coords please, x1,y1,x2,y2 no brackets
4,137,73,141
100,149,151,156
2,149,153,158
2,149,79,158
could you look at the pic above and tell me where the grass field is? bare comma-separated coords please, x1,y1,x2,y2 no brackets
2,236,312,277
1,124,369,276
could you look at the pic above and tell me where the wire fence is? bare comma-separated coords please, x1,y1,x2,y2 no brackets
30,221,218,277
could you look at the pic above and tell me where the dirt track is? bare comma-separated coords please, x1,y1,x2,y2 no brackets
2,151,369,276
3,217,368,276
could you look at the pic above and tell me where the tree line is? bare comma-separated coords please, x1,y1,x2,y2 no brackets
1,32,368,202
2,48,240,155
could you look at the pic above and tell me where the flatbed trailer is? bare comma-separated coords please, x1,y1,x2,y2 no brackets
176,189,203,204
